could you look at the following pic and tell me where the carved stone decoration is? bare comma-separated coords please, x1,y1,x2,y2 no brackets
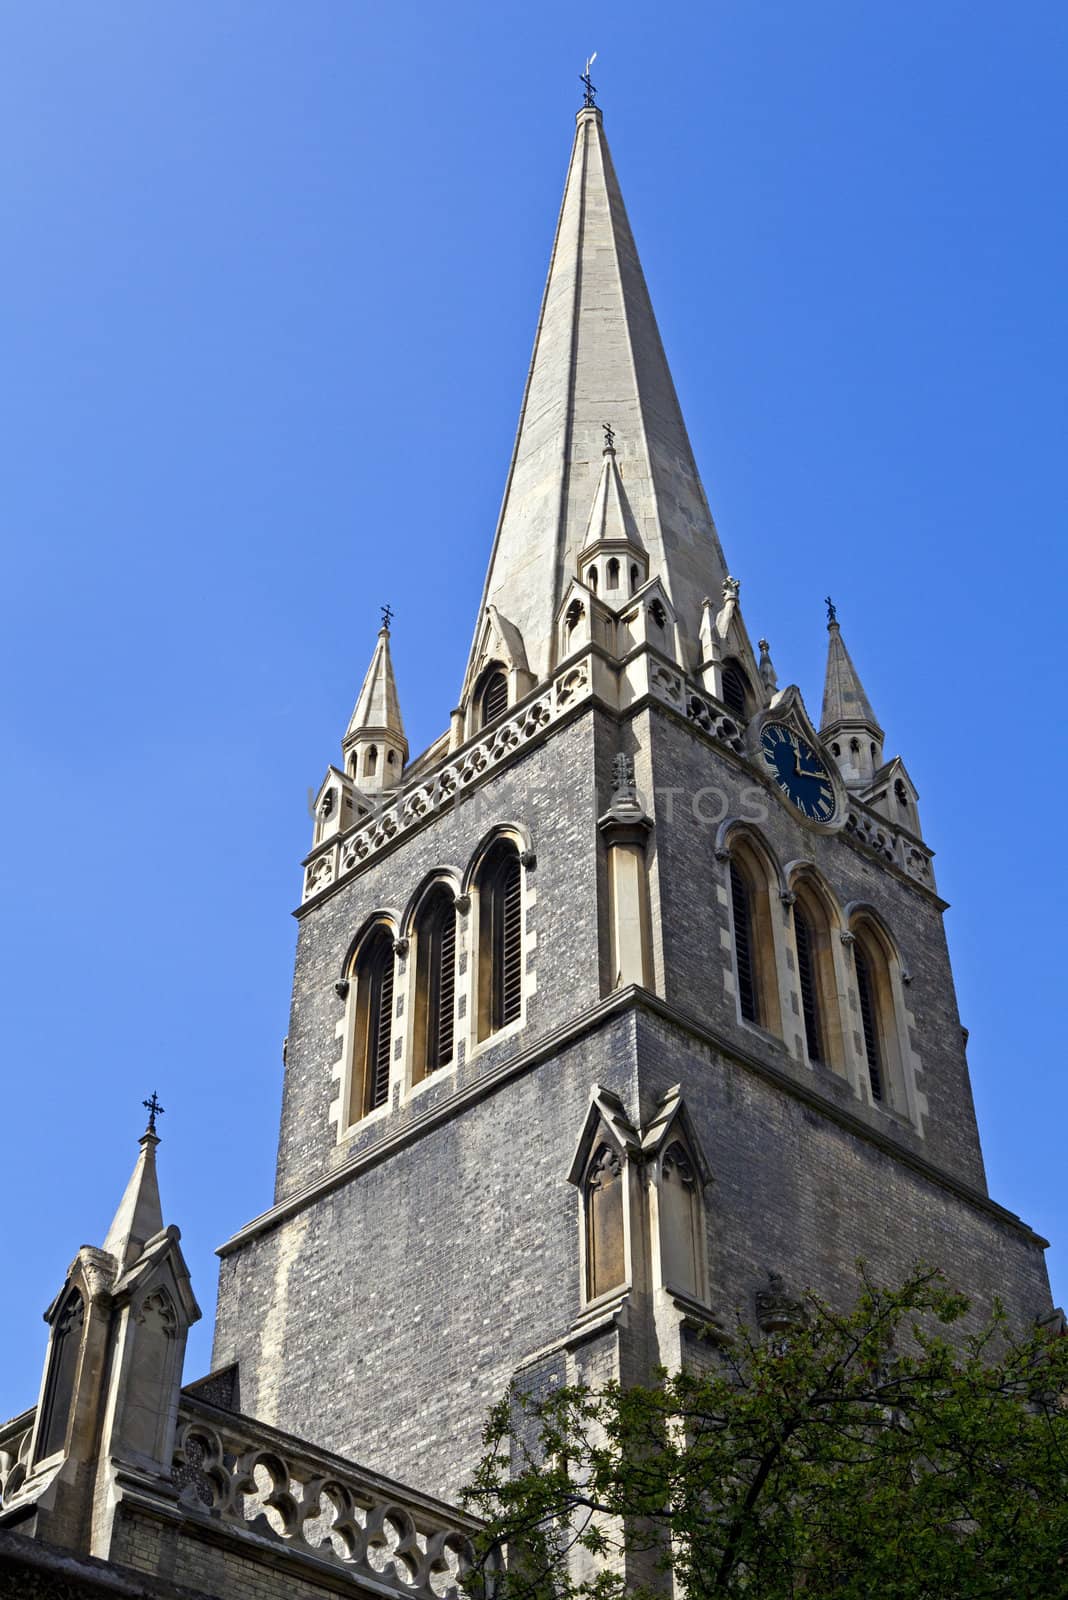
840,930,856,947
754,1270,805,1334
611,751,637,801
453,893,471,915
334,979,350,1001
135,1288,179,1338
662,1141,696,1188
519,849,537,871
393,937,410,959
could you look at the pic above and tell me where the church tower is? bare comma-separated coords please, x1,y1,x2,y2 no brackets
210,99,1052,1509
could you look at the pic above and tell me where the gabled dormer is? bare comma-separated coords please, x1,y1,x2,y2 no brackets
311,765,372,849
454,605,536,747
617,575,685,668
864,755,924,839
555,576,617,662
696,576,765,719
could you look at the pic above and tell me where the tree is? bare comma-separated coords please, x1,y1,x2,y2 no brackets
462,1267,1068,1599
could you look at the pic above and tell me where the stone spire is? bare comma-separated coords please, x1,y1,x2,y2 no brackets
343,617,407,791
820,607,884,786
463,103,729,693
102,1116,164,1273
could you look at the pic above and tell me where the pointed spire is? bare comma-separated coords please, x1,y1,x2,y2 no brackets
820,604,884,785
821,615,882,737
580,432,644,555
343,615,408,789
463,105,729,691
102,1107,165,1273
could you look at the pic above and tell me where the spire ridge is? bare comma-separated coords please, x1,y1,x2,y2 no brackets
462,105,728,695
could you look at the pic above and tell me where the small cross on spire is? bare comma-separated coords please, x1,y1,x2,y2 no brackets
380,604,394,632
602,421,615,453
142,1091,164,1135
581,52,598,108
825,595,837,625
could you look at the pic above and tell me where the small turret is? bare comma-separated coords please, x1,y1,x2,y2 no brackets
342,613,408,792
576,429,649,602
820,600,884,787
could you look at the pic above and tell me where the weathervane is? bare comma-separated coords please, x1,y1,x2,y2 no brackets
602,421,615,452
581,52,598,108
381,604,394,631
825,596,837,624
142,1091,165,1135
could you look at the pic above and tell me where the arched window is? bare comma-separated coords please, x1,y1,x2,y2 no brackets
728,840,781,1035
629,562,639,593
413,887,457,1082
721,659,750,719
365,744,378,778
349,926,395,1119
584,1143,626,1300
793,903,823,1063
589,566,599,594
478,668,508,729
790,881,843,1072
854,943,883,1101
38,1288,84,1460
476,840,522,1040
848,917,909,1113
606,557,620,591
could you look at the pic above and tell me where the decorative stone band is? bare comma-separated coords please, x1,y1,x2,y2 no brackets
844,808,936,893
173,1400,485,1600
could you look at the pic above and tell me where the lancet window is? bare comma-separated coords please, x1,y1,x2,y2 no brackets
790,879,843,1072
728,841,780,1035
721,658,751,719
37,1288,84,1460
478,667,509,728
413,886,457,1082
349,926,395,1119
476,839,523,1040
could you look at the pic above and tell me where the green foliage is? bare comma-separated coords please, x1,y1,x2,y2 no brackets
462,1267,1068,1599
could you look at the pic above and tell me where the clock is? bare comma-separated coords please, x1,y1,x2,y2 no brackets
759,723,837,823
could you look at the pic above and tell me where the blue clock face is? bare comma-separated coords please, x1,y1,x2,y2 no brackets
760,723,837,822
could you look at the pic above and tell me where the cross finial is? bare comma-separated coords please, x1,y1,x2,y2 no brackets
825,596,837,625
602,421,615,453
380,604,394,632
581,52,598,108
142,1091,164,1135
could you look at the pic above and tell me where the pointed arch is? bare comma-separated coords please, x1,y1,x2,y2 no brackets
845,904,911,1115
37,1287,84,1461
787,867,847,1074
476,663,509,729
721,657,752,720
411,883,458,1083
722,826,784,1038
345,920,397,1121
473,837,523,1040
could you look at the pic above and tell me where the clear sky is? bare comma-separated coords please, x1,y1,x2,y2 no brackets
2,2,1066,1420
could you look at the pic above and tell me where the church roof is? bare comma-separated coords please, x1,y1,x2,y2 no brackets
346,625,405,743
464,105,729,687
820,619,883,738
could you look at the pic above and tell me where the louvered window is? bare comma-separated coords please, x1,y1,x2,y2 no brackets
366,951,394,1111
425,897,456,1074
854,945,883,1102
480,669,508,728
722,660,749,720
794,905,823,1062
495,852,522,1028
730,862,759,1024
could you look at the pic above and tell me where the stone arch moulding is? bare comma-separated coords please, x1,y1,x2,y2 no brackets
842,899,927,1134
785,864,851,1078
337,909,402,987
460,821,534,897
399,868,464,939
714,819,788,898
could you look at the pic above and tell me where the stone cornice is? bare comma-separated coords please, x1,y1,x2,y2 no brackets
218,987,1045,1259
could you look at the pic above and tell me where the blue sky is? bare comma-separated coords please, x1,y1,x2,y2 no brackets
2,2,1066,1418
